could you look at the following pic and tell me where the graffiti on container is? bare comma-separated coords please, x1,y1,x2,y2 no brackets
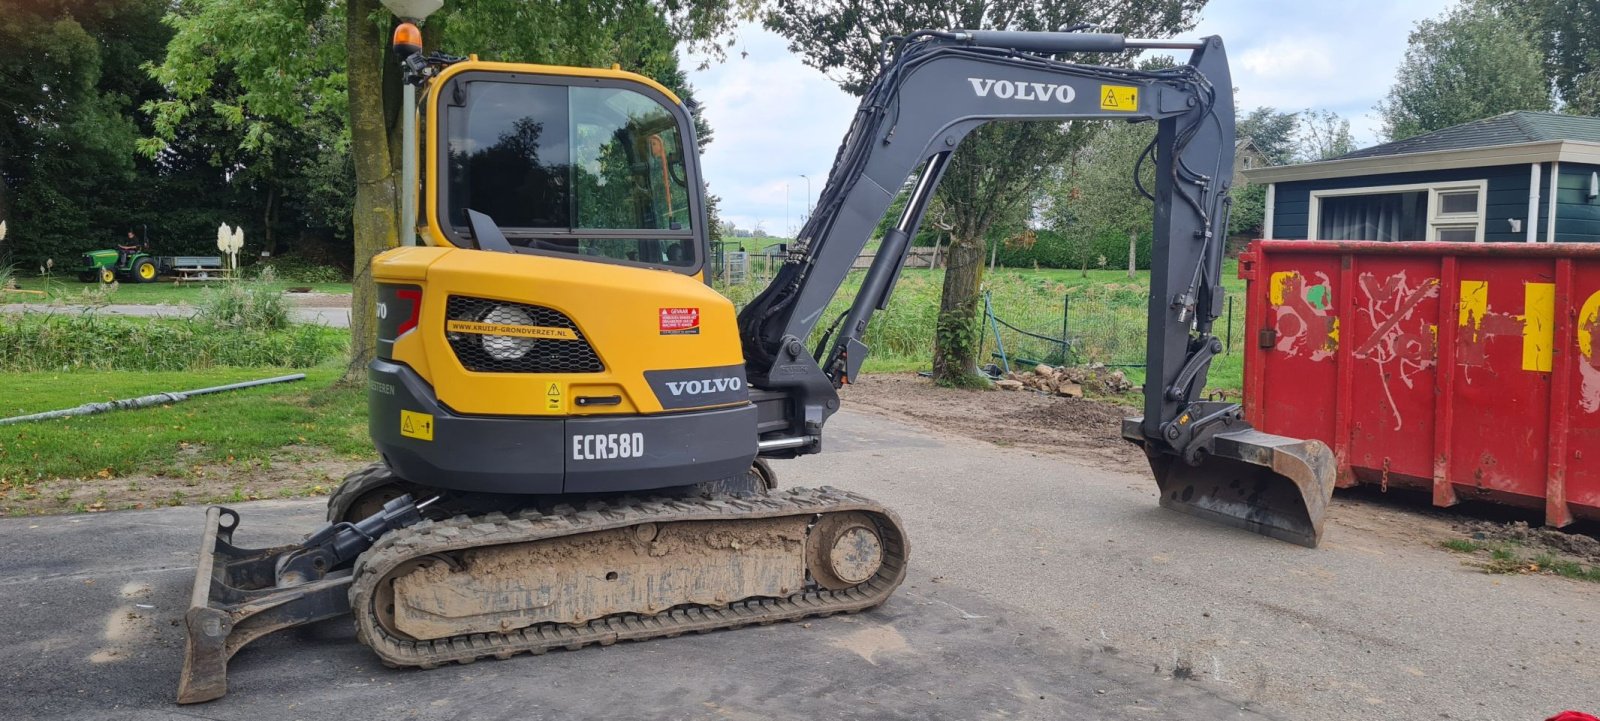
1353,271,1439,430
1268,271,1338,361
1457,280,1554,376
1580,291,1600,413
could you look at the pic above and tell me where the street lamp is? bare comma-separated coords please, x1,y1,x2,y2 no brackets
380,0,444,246
799,174,812,225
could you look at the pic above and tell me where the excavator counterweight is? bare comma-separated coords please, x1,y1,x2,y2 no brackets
176,24,1334,703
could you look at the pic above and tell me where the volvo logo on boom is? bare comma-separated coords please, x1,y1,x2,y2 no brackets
968,77,1076,103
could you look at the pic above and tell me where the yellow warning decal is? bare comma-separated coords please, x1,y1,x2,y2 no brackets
1100,85,1139,112
445,320,577,340
545,381,564,411
400,409,434,441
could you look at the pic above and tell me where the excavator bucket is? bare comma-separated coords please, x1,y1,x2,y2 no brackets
1123,420,1337,548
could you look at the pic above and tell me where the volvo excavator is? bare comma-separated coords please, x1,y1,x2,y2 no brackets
176,25,1336,703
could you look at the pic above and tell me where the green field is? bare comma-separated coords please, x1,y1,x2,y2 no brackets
715,259,1246,395
8,276,350,305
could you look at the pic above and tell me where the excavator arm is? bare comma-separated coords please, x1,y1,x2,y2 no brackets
739,29,1336,547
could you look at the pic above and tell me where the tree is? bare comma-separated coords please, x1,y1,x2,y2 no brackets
1379,0,1552,141
1228,107,1297,238
1295,110,1356,162
766,0,1208,386
1491,0,1600,115
1237,107,1298,165
1048,121,1157,278
0,0,172,267
149,0,738,379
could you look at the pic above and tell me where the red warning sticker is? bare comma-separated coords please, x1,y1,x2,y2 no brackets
659,307,700,335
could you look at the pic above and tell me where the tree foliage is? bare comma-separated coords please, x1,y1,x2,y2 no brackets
1379,0,1552,141
765,0,1208,385
0,0,168,267
1047,121,1157,277
1492,0,1600,115
1295,109,1356,162
1237,107,1298,165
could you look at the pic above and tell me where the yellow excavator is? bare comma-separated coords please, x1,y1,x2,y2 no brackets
176,24,1336,703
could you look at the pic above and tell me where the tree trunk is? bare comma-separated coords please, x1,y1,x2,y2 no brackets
263,186,277,256
988,235,997,272
1127,228,1137,279
931,229,986,386
345,0,400,382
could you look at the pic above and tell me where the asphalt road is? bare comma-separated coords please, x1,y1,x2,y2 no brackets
1,303,350,327
1,410,1595,720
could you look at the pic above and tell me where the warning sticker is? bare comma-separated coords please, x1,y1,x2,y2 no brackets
545,381,564,411
659,307,700,335
399,409,434,441
1099,85,1139,112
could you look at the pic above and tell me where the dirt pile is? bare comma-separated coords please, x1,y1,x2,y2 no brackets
998,363,1133,397
1465,520,1600,564
841,373,1140,468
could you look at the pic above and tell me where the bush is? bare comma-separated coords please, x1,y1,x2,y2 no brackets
197,268,290,331
247,256,346,284
0,313,346,371
994,228,1152,271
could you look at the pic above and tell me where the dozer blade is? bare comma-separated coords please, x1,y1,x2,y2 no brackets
177,506,353,704
1124,420,1337,548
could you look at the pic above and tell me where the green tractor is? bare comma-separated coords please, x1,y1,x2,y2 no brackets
77,246,159,284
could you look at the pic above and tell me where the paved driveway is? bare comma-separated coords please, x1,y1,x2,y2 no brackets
0,409,1595,720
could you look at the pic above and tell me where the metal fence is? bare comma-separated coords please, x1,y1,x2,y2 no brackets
981,290,1241,373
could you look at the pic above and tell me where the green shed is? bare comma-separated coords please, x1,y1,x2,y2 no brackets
1243,111,1600,243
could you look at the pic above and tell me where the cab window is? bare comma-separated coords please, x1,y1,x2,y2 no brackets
441,78,697,269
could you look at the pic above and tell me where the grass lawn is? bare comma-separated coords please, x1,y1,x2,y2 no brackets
8,276,350,305
0,365,369,514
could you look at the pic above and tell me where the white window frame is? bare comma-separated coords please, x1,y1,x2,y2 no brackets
1306,179,1488,242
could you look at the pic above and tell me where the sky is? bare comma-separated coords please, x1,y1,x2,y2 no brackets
682,0,1459,233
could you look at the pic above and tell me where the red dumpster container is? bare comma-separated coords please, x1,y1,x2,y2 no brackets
1240,240,1600,527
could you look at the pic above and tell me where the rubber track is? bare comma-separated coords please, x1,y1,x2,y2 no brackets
349,487,908,669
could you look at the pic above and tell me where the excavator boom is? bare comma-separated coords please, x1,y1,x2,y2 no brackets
737,30,1336,545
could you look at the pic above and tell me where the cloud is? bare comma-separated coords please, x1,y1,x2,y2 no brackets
685,25,859,234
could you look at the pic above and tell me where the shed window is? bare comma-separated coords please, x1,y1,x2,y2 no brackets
1310,180,1487,242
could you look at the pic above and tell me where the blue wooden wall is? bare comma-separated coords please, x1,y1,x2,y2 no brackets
1272,165,1538,242
1555,162,1600,242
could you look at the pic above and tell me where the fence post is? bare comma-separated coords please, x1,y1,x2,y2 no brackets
1061,294,1071,365
984,291,1010,375
1225,295,1234,355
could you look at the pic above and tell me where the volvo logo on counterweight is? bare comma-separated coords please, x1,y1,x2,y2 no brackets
665,377,743,396
967,77,1076,103
645,364,750,410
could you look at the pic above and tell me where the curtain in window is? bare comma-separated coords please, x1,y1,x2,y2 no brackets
1318,191,1427,241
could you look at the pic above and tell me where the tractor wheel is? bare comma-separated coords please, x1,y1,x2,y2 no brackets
132,258,158,283
98,268,116,284
77,271,97,283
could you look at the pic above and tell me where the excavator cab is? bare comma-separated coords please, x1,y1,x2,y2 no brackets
177,25,1336,705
